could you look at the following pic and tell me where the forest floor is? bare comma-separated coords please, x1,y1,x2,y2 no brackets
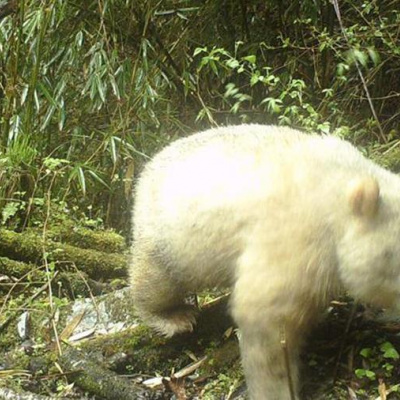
1,227,400,400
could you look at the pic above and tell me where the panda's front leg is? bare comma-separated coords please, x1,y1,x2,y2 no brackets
237,318,303,400
231,251,320,399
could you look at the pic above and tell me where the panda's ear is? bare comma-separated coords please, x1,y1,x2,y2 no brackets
348,176,380,218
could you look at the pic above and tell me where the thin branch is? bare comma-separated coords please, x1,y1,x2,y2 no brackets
42,173,62,356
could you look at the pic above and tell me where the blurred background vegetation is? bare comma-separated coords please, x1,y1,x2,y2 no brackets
0,0,399,234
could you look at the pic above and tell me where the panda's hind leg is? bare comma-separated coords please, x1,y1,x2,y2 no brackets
130,246,197,337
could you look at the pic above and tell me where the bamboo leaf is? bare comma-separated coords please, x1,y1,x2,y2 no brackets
109,136,117,165
77,167,86,196
37,81,58,107
87,170,110,189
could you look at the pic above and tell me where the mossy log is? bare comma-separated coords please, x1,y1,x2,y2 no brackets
28,224,127,254
75,296,237,374
57,271,115,297
60,339,240,400
57,297,240,400
5,296,238,399
0,229,128,280
0,258,112,299
60,346,148,400
0,256,35,279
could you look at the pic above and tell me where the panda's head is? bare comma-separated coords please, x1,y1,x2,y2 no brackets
337,176,400,308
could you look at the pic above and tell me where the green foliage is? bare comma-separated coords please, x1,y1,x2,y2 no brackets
201,371,242,399
355,341,400,383
1,200,20,225
0,0,399,228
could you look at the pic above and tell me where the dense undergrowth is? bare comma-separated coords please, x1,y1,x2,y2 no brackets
0,0,399,231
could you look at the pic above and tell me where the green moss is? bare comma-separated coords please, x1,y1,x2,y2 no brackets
34,223,127,254
0,256,35,279
0,229,128,280
201,368,244,399
3,349,31,370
